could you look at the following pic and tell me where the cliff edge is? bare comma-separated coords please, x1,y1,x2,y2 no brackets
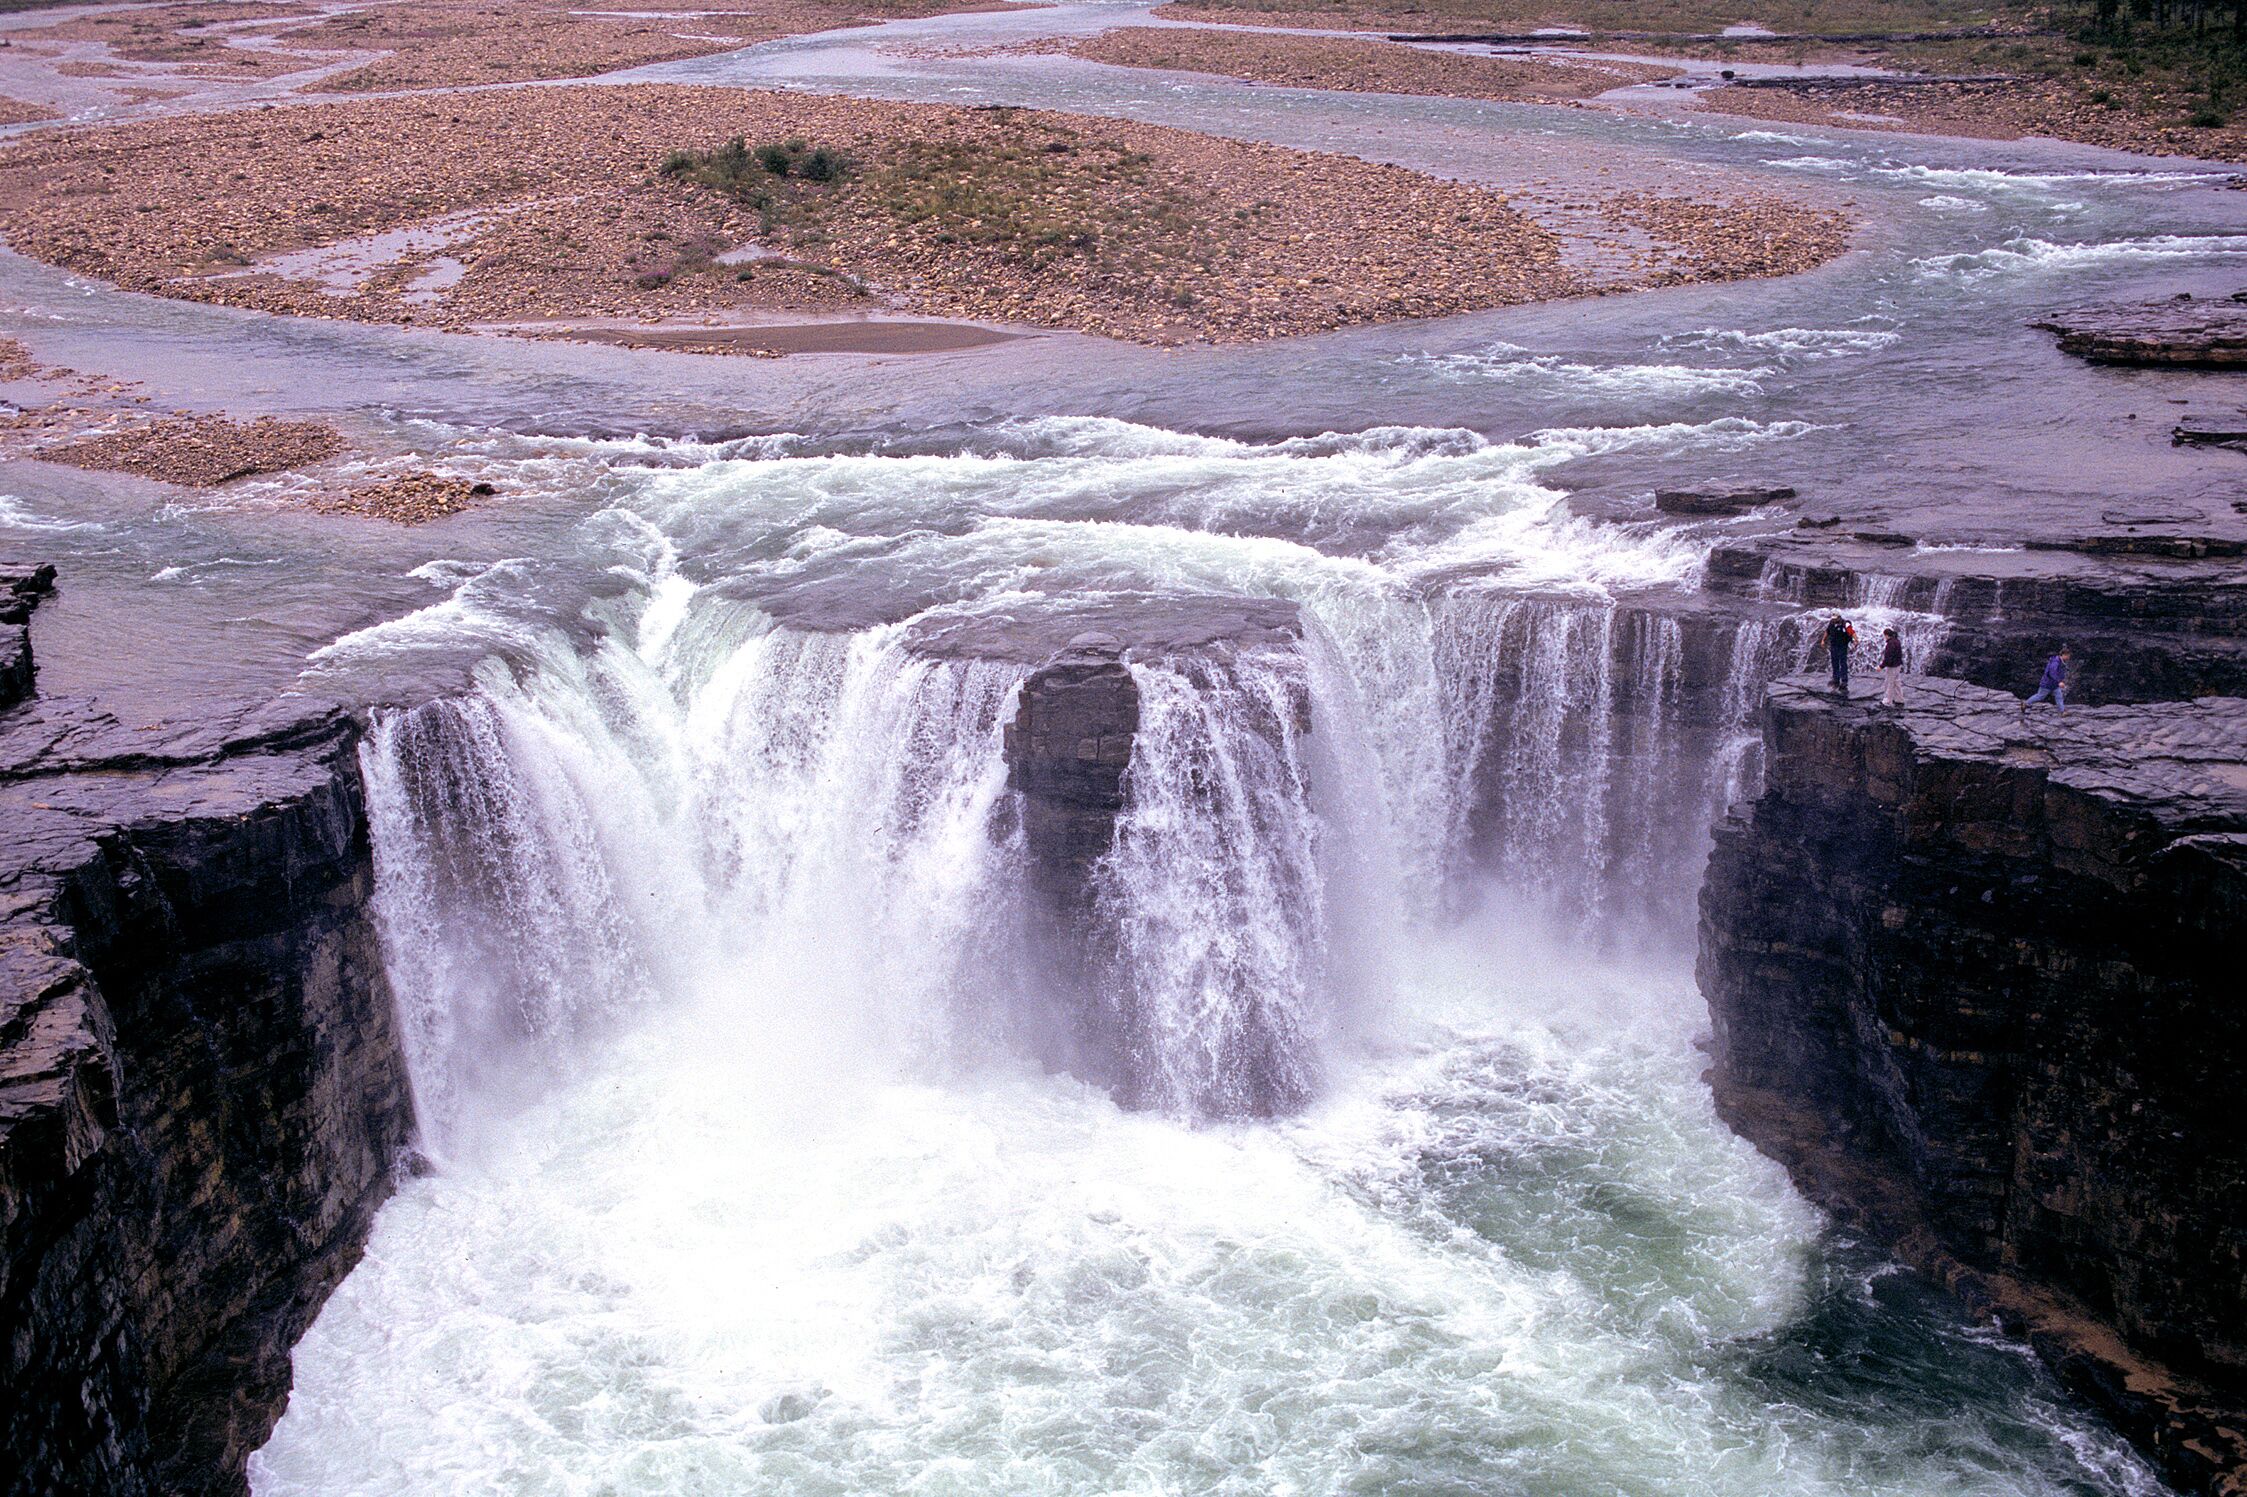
0,574,414,1496
1699,673,2246,1495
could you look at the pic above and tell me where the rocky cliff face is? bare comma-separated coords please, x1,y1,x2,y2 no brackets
1003,632,1141,918
1,562,55,709
1700,674,2246,1494
1,575,413,1497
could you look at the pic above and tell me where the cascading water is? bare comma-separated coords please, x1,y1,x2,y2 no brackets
254,418,2161,1495
1093,650,1326,1117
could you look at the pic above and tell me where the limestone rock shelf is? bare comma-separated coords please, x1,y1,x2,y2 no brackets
1706,542,2247,703
0,576,413,1497
2034,294,2247,368
1699,674,2246,1495
2,562,55,709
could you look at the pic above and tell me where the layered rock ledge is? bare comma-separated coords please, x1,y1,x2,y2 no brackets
1,578,412,1496
2033,294,2247,369
1705,540,2247,703
1700,674,2246,1495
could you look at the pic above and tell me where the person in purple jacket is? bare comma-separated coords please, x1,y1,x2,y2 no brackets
2022,645,2072,714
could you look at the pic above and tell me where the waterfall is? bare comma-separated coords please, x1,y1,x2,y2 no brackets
360,613,1033,1151
359,581,1449,1126
1091,650,1326,1117
1427,595,1696,937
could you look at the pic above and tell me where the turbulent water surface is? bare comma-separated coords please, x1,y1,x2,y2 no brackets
5,6,2238,1491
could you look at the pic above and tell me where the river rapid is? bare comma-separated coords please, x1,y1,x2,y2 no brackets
4,5,2243,1491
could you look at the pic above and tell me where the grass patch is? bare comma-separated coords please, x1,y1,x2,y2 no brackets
660,113,1231,298
658,135,854,230
864,116,1208,271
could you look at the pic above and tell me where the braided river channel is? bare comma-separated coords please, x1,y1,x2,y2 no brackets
7,4,2246,1491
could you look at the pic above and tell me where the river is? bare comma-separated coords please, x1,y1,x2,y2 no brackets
3,5,2241,1490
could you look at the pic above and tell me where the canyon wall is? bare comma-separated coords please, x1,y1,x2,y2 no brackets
1699,674,2247,1495
0,579,413,1497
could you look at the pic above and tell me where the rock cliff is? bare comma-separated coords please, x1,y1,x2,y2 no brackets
1706,543,2247,703
1,562,55,709
1003,632,1141,917
1,577,413,1497
1700,674,2247,1494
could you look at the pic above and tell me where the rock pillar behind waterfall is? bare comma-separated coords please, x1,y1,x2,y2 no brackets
1003,631,1140,917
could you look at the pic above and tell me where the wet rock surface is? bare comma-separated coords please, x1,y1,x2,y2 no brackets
2174,415,2247,453
1700,674,2247,1496
1004,632,1142,916
0,572,412,1497
1653,482,1796,516
2034,294,2247,369
1,561,56,709
914,593,1300,665
1705,539,2247,703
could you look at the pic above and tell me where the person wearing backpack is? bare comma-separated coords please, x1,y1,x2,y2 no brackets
1821,614,1856,696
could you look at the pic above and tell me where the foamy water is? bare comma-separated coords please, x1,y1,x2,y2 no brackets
250,402,2159,1494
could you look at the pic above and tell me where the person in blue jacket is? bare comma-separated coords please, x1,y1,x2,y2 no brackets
2022,645,2072,714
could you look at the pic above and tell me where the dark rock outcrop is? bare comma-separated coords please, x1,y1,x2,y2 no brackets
2175,416,2247,454
992,595,1303,907
2033,295,2247,368
1654,483,1796,517
1,590,413,1495
2,561,56,709
1700,674,2247,1494
1003,631,1141,916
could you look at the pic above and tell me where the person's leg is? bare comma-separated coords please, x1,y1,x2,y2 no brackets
1883,666,1903,705
2025,685,2052,708
2054,683,2066,712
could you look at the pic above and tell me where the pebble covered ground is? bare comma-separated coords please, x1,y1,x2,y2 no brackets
283,0,1003,92
0,84,1846,348
316,472,495,522
0,0,1014,97
33,416,344,487
1697,78,2247,164
1060,27,1678,101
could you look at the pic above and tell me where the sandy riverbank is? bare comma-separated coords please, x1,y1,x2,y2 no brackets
1146,2,2247,164
1059,26,1677,101
0,84,1848,349
1696,76,2247,163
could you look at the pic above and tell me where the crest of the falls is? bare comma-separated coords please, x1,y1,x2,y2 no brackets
333,415,1974,1135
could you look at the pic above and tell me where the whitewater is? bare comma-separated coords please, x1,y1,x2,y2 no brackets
239,407,2151,1495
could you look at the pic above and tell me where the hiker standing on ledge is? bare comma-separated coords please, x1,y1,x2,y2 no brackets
1822,614,1856,696
1880,627,1906,707
2023,644,2072,715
